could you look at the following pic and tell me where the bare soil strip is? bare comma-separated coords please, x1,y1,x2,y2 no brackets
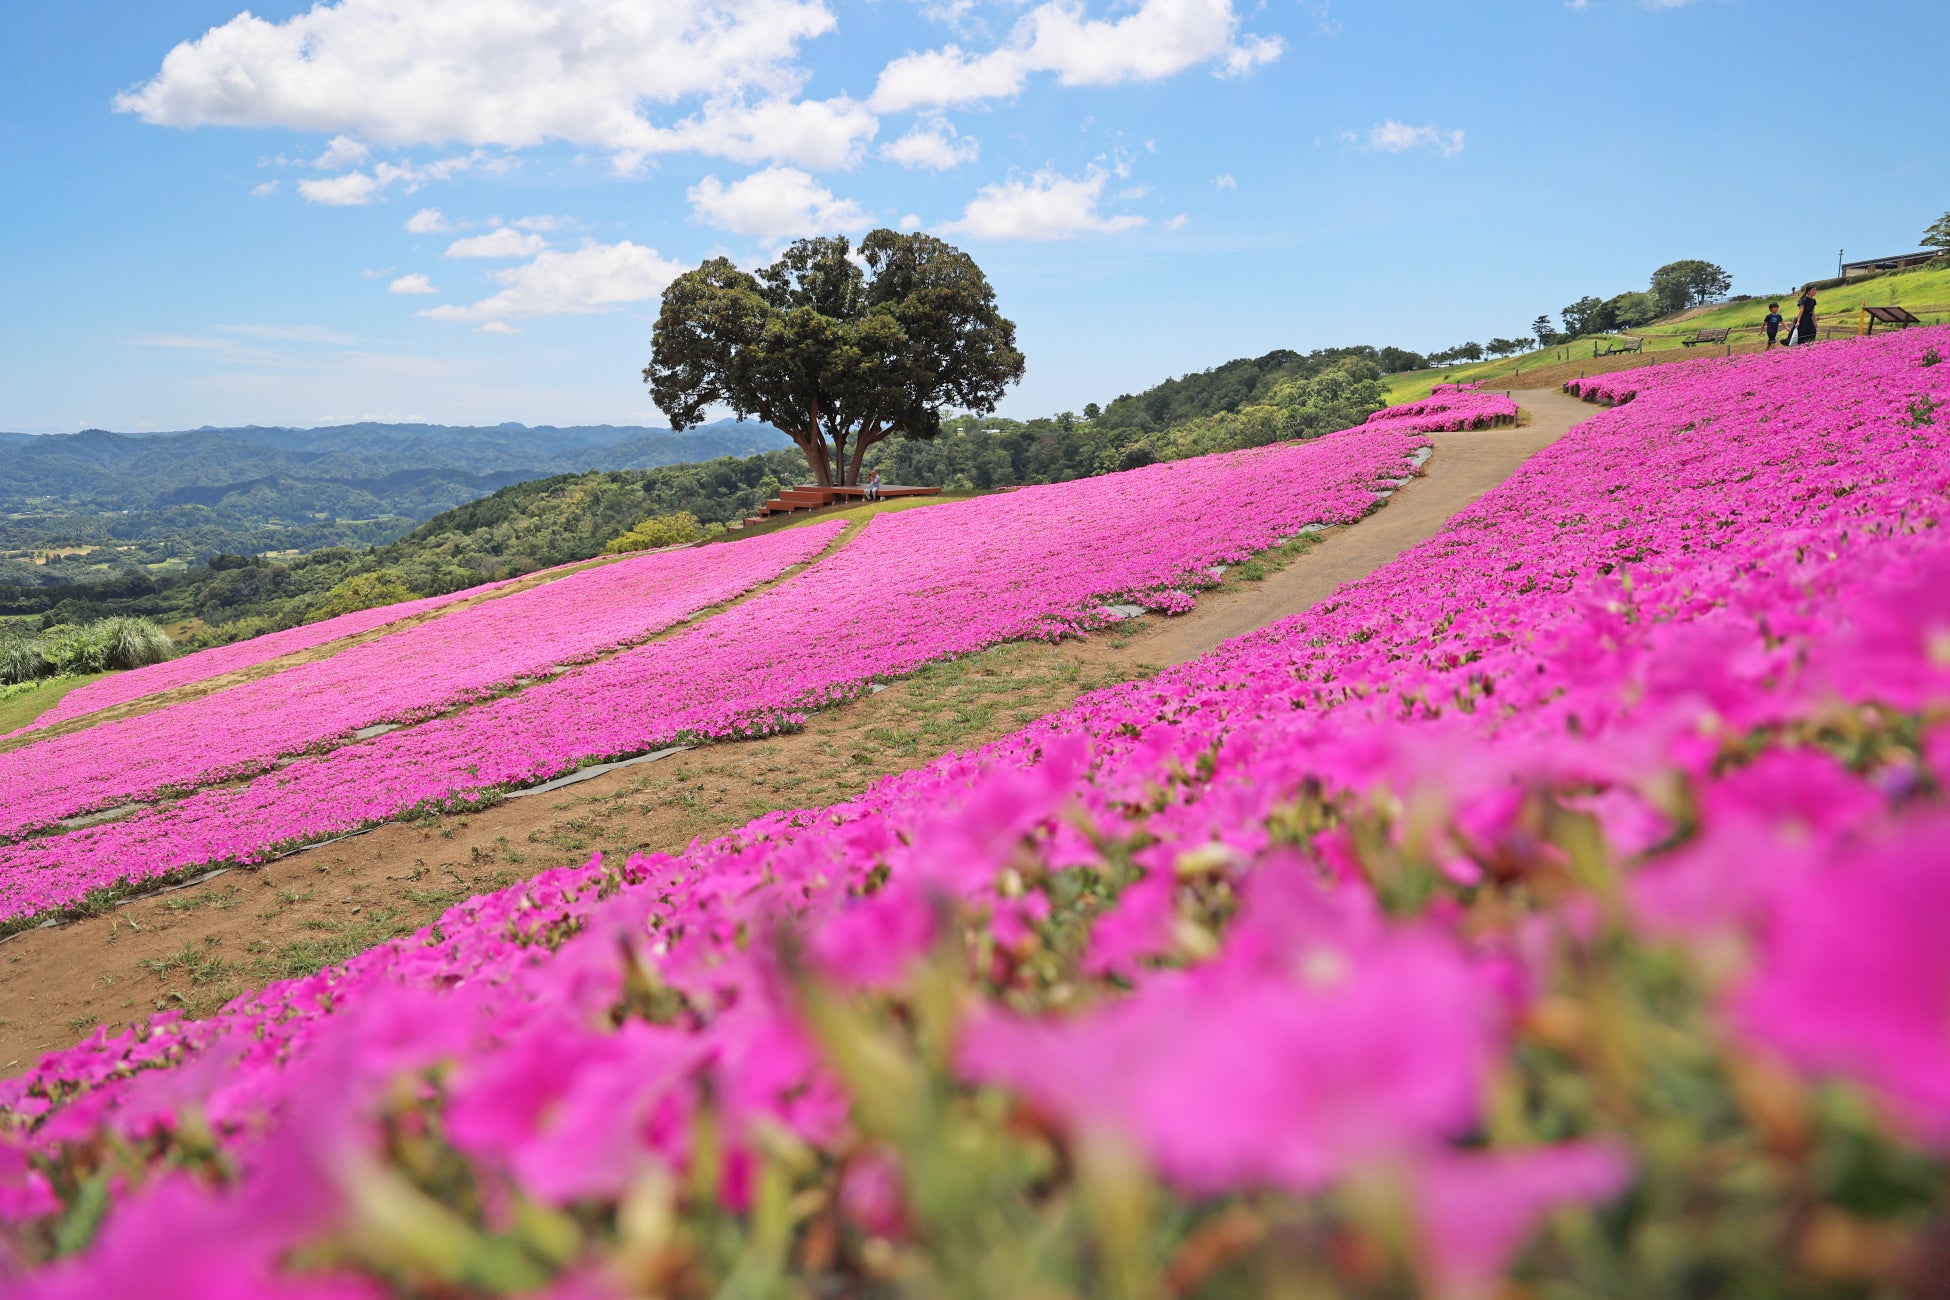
0,393,1592,1074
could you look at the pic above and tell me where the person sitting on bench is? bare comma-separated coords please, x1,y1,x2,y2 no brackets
864,470,882,502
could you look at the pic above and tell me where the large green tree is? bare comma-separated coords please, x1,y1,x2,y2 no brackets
1649,259,1733,315
645,230,1025,487
1923,210,1950,252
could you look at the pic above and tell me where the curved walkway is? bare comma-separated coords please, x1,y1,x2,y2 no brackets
0,390,1593,1072
1124,386,1593,667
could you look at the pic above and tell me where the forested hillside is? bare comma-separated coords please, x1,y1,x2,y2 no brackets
0,418,788,587
1,452,810,640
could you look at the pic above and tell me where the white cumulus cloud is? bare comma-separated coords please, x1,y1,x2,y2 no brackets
872,0,1283,112
249,180,279,198
881,118,979,170
311,134,369,169
404,207,452,234
114,0,869,171
297,155,482,206
941,166,1145,240
688,167,870,241
420,240,687,322
389,273,438,294
445,228,550,258
1364,119,1466,157
477,321,521,334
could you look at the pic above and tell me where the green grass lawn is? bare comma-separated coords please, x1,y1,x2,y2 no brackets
1383,262,1950,405
0,673,109,733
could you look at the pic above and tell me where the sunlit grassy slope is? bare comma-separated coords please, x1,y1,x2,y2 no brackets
1383,262,1949,404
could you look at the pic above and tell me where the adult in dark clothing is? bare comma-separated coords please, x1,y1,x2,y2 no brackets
1794,290,1818,345
1764,303,1784,348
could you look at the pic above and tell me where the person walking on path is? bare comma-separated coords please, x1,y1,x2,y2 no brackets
1794,289,1819,345
1764,303,1784,348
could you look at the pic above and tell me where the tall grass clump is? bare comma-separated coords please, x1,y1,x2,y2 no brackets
0,616,175,684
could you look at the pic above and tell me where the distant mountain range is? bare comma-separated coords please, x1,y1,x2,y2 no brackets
0,419,790,587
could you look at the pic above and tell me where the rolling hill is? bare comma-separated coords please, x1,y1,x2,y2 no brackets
0,418,790,587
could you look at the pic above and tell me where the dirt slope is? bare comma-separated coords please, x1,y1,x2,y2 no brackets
0,391,1591,1074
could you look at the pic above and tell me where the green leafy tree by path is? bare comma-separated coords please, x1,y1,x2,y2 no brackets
1560,295,1610,337
1487,337,1528,358
305,571,415,623
1531,316,1560,347
1923,211,1950,252
1650,259,1733,314
602,511,706,553
1606,290,1661,329
646,230,1025,488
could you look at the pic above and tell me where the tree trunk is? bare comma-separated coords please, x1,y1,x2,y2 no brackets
846,424,884,486
796,426,834,487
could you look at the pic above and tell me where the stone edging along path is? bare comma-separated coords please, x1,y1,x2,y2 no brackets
0,392,1593,1071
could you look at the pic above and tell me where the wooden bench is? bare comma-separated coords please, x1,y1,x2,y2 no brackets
1680,328,1731,347
745,482,943,524
1592,336,1644,358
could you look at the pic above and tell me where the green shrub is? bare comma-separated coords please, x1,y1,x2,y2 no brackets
603,511,704,553
304,571,417,624
0,616,174,684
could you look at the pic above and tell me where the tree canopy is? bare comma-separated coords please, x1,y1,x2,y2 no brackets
1650,259,1733,314
1924,211,1950,252
645,231,1025,487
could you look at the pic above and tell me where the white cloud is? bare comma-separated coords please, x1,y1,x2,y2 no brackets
941,166,1145,240
881,118,979,170
477,321,520,334
872,0,1283,112
298,171,384,206
420,240,687,321
1365,119,1466,158
445,228,550,258
218,324,357,344
311,134,369,169
623,96,877,173
297,154,483,206
115,0,865,170
898,212,923,231
1214,171,1236,189
688,166,870,241
510,214,566,231
249,180,280,197
404,207,452,234
1165,212,1189,230
389,273,439,295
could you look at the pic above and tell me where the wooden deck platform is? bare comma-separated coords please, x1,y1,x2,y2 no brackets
741,483,940,527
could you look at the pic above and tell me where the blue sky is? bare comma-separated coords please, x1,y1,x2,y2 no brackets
2,0,1945,434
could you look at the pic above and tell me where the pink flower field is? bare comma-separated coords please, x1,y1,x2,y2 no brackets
5,330,1949,1297
12,578,518,736
0,423,1420,925
0,526,842,841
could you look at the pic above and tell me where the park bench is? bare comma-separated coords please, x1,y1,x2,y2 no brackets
1861,305,1922,335
1680,328,1731,348
1592,336,1644,358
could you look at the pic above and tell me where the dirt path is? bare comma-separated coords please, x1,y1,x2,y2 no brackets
1132,387,1592,665
0,391,1592,1074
